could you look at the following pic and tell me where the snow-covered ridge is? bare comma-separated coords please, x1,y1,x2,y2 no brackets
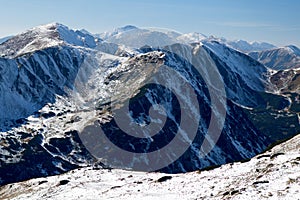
0,23,99,58
226,39,277,53
249,45,300,70
1,133,299,200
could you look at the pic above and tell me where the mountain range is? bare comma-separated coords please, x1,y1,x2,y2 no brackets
97,25,278,52
0,23,299,191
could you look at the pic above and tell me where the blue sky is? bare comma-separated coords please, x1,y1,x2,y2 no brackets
0,0,299,46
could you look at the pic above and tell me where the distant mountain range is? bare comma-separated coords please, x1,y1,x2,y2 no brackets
249,45,300,70
96,25,278,53
0,23,299,187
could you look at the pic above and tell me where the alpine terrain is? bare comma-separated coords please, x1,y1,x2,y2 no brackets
0,23,299,197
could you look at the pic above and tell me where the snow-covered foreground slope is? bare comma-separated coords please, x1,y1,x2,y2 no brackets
1,133,299,200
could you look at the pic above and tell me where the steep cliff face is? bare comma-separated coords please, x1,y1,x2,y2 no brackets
0,23,298,186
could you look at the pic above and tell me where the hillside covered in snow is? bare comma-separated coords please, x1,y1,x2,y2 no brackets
1,132,299,200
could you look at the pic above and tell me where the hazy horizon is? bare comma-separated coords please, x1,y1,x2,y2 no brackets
0,0,299,47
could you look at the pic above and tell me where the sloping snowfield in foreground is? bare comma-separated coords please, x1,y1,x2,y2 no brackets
1,133,299,200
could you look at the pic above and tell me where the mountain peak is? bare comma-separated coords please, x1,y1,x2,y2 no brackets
98,25,139,40
176,32,207,43
117,25,139,32
0,23,98,57
33,22,66,30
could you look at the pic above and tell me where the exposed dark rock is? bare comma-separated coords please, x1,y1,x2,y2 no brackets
156,176,172,183
58,180,70,186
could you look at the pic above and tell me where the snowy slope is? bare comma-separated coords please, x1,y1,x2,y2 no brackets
202,40,271,92
0,23,132,122
1,133,299,200
0,46,86,121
